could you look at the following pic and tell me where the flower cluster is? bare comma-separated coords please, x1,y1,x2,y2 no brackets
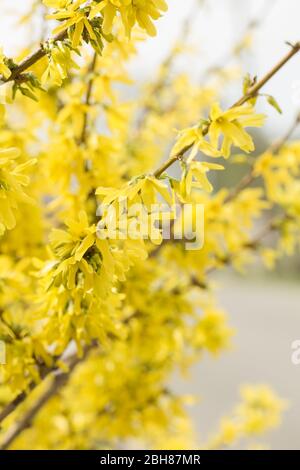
0,0,297,452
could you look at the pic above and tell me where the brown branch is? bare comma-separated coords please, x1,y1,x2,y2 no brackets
0,55,98,430
1,24,298,447
246,217,279,249
0,386,35,425
2,30,68,85
0,343,96,450
153,42,300,178
269,111,300,153
0,365,58,425
0,342,96,425
79,52,98,146
234,42,300,107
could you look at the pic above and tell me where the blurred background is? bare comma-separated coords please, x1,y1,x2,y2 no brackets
1,0,300,450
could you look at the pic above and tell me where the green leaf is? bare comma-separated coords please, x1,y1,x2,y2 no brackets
243,73,256,95
243,73,252,95
267,95,282,114
19,87,38,102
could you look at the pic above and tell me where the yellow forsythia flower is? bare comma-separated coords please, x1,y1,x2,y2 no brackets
206,385,286,449
180,161,224,196
171,125,221,159
238,385,287,435
42,41,79,87
43,0,71,7
47,1,97,48
0,148,36,234
209,103,265,158
89,0,168,37
0,48,11,79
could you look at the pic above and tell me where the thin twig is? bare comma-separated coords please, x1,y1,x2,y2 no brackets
0,343,96,450
79,52,98,146
2,30,68,85
269,111,300,153
0,54,99,432
234,43,300,107
0,343,95,425
153,42,300,178
0,54,98,429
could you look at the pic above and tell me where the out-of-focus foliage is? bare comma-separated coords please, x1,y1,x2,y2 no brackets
0,0,298,450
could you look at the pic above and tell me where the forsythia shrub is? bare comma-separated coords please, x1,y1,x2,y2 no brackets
0,0,298,450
